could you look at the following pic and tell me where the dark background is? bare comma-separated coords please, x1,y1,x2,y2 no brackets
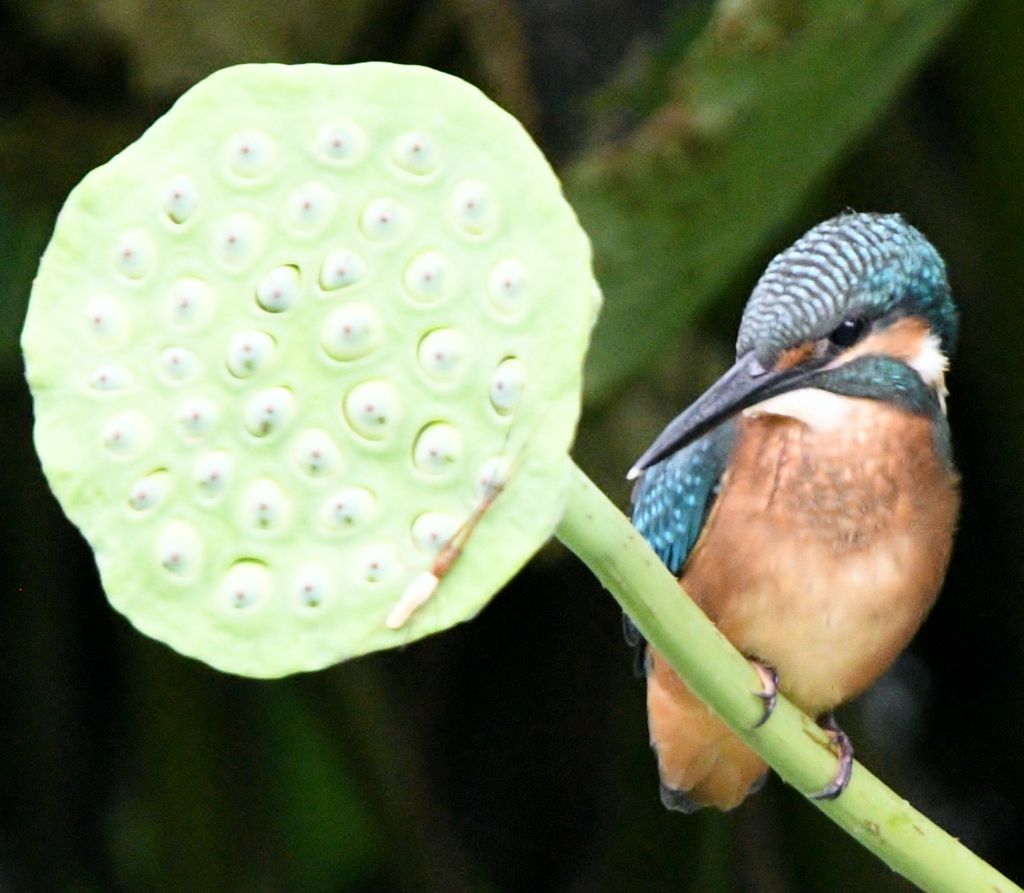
0,1,1020,891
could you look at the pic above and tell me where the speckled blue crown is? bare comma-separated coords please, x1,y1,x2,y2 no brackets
737,212,957,365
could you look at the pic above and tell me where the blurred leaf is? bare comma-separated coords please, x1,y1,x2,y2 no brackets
256,684,382,891
567,0,972,401
107,646,248,892
15,0,392,98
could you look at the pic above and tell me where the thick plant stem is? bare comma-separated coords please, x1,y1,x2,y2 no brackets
554,459,1021,893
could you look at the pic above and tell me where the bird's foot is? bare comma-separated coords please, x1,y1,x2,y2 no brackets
808,713,854,801
750,659,778,729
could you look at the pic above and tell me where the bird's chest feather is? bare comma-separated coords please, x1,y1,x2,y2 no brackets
680,397,959,715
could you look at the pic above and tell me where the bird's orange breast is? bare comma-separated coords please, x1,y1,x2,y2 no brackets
648,397,960,809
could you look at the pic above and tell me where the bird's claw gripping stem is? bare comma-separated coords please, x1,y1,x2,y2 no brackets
808,713,854,801
751,660,778,729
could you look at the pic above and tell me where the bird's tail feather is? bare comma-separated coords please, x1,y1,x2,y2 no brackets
647,647,768,811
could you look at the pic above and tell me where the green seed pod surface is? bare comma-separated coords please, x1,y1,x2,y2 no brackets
22,62,600,677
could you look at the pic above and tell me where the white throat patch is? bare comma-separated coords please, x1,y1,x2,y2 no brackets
743,388,853,432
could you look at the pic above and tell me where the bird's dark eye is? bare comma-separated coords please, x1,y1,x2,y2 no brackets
828,318,866,348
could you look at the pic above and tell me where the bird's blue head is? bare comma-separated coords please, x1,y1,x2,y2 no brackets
629,212,957,478
737,212,956,365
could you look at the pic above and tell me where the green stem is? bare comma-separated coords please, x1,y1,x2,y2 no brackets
554,459,1021,893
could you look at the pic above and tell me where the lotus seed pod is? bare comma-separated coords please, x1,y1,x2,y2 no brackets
22,62,600,678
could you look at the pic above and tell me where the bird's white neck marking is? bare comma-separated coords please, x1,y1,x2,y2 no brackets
743,388,853,432
743,331,949,430
907,331,949,413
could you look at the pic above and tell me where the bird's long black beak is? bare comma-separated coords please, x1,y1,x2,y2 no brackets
627,351,822,480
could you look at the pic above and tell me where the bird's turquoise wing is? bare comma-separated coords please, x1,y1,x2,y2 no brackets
631,419,736,576
623,420,736,670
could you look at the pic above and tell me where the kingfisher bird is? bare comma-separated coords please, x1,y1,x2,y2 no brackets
628,212,960,812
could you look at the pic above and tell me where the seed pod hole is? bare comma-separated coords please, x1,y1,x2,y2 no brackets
320,303,383,361
316,120,365,164
222,559,271,609
359,542,398,583
411,511,460,554
286,182,334,233
156,520,202,577
214,212,261,267
113,230,155,280
159,347,199,382
490,357,526,415
226,331,275,379
360,197,406,241
391,131,438,175
162,173,198,223
175,397,218,440
417,328,468,381
294,562,332,609
319,249,367,291
320,487,376,530
194,450,232,500
487,258,530,316
89,364,134,392
343,380,401,440
224,129,277,178
241,478,290,531
292,428,341,478
168,277,213,329
243,386,295,438
412,422,462,474
128,470,171,512
450,179,496,234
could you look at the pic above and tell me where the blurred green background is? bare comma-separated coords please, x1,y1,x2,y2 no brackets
1,0,1022,890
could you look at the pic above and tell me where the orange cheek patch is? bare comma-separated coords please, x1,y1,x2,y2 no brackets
840,316,931,365
773,342,816,371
